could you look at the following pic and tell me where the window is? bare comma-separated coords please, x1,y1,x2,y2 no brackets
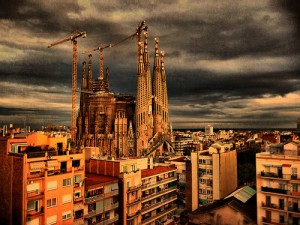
47,215,57,225
123,165,128,173
131,164,135,172
293,184,298,192
74,175,82,185
62,210,72,220
292,168,297,175
72,160,80,167
200,179,206,184
63,178,71,187
47,198,57,208
279,215,285,223
62,194,72,204
27,200,38,211
74,190,82,199
47,181,57,191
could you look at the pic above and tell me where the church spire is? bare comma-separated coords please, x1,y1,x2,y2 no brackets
88,54,93,92
106,67,110,91
81,61,87,90
99,46,104,80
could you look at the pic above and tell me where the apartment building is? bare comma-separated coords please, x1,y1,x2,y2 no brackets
256,141,300,225
85,156,178,225
84,173,119,225
141,165,177,225
85,157,144,225
197,143,237,205
0,131,85,225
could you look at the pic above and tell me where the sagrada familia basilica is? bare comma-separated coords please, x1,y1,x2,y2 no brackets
76,22,173,157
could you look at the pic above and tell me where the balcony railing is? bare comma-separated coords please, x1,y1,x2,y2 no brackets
261,186,288,195
84,190,119,204
27,189,44,199
127,184,141,193
141,195,177,214
74,196,83,203
126,210,140,220
142,186,177,202
142,176,177,190
141,205,177,225
27,206,44,218
85,203,119,219
261,202,284,210
261,171,283,179
288,207,300,213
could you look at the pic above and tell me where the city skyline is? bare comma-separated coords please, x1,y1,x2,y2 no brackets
0,0,300,129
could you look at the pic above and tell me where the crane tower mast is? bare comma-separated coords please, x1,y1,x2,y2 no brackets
48,31,86,142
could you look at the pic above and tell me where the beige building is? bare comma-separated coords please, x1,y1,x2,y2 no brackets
256,141,300,225
0,132,85,225
198,143,238,205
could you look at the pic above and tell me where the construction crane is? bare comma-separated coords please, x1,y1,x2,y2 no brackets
82,21,147,79
48,31,87,142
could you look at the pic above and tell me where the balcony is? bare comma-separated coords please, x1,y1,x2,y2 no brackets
84,190,119,204
261,202,284,211
142,186,177,202
126,210,140,220
288,207,300,213
27,206,44,218
85,203,119,219
142,176,177,191
261,171,283,179
141,195,177,214
262,217,287,225
27,171,44,179
74,196,83,203
127,184,141,193
27,189,44,199
261,186,288,195
141,205,177,225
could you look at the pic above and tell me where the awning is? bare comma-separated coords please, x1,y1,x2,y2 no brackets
282,164,291,167
30,161,45,170
47,160,59,167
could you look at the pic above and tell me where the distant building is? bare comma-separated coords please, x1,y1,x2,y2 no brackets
256,141,300,225
205,125,213,137
0,132,85,225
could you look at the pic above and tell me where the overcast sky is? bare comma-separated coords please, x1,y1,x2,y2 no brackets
0,0,300,130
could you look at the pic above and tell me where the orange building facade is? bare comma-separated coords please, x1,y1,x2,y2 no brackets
0,132,85,225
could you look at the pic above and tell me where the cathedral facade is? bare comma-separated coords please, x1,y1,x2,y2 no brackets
76,30,171,157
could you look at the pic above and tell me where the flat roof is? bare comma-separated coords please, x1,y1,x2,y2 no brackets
141,165,176,178
85,173,118,189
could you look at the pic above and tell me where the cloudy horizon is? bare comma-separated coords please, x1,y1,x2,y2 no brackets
1,0,300,130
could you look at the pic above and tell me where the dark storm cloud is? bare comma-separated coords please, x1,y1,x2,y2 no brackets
0,0,299,129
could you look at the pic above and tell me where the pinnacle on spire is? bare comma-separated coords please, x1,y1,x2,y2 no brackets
143,32,150,66
81,61,86,90
137,41,144,75
106,67,110,91
161,50,165,68
88,54,93,92
155,37,159,56
154,37,160,67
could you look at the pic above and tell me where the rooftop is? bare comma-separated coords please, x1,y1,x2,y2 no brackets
85,173,118,189
141,165,176,178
